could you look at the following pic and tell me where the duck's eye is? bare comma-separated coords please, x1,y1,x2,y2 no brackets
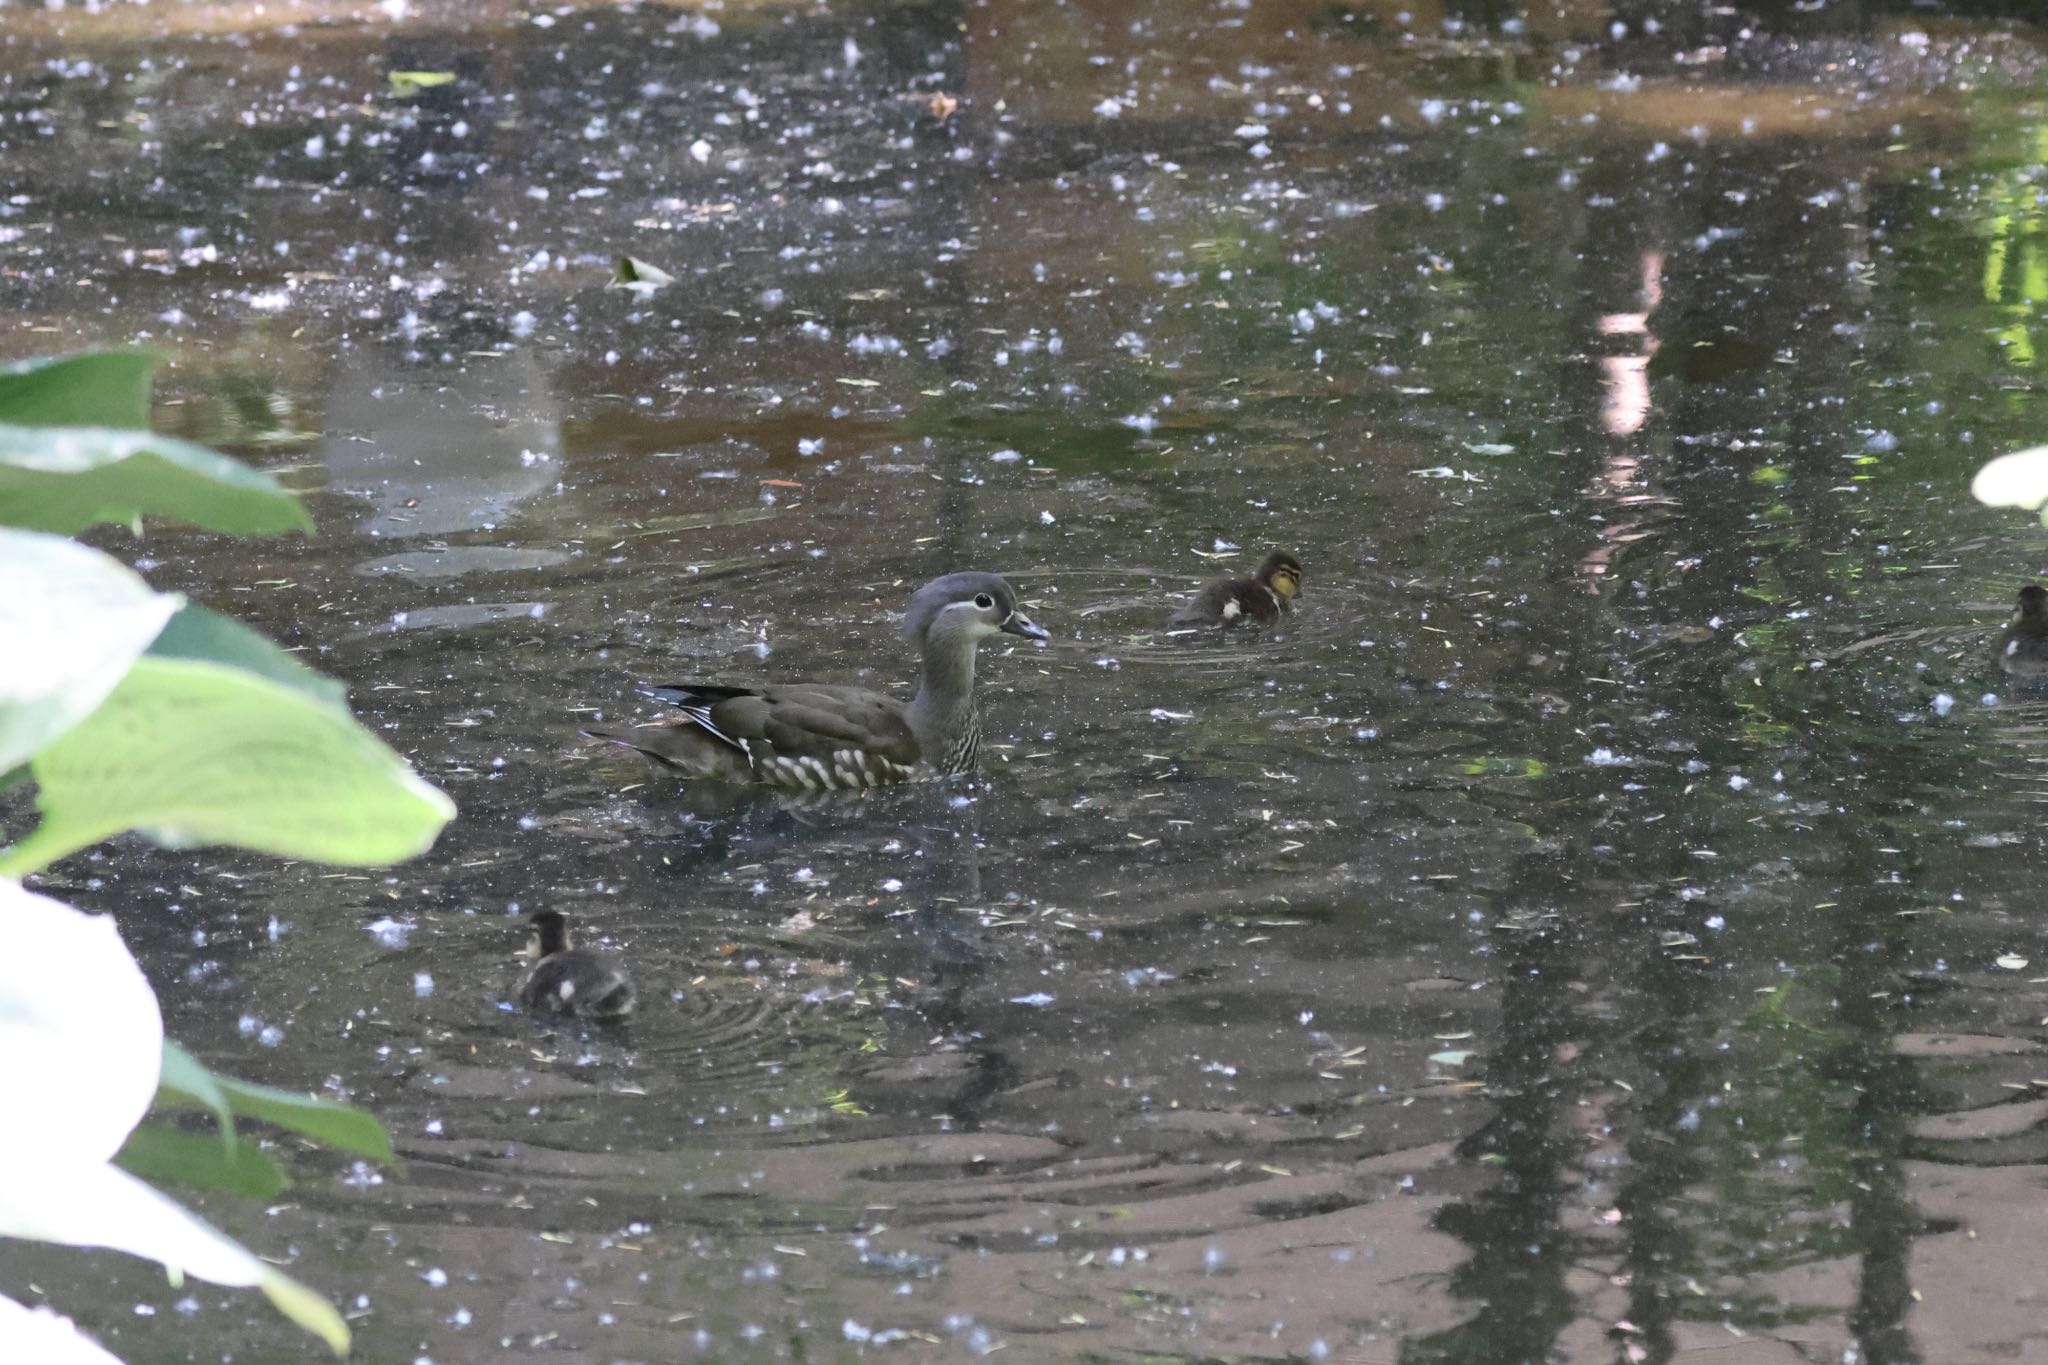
974,593,995,610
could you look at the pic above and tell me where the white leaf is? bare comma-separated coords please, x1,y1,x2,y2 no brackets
1972,446,2048,512
0,1294,122,1365
0,528,182,772
0,1162,349,1353
0,881,161,1165
0,1159,265,1285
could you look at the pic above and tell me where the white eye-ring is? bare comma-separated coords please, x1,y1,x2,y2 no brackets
974,593,995,609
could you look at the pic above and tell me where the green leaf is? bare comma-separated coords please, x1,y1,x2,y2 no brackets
259,1268,352,1355
156,1042,393,1164
610,255,676,289
208,1073,395,1166
115,1123,289,1200
156,1040,238,1150
0,528,182,773
0,656,454,876
0,352,155,429
0,423,312,536
148,602,347,711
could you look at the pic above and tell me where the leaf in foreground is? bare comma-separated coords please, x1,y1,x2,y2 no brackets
0,351,154,430
114,1122,290,1200
0,885,347,1355
156,1041,394,1166
3,656,453,876
0,1294,123,1365
0,1162,348,1354
156,1040,239,1151
0,882,164,1166
0,528,181,773
147,601,348,710
1971,445,2048,524
0,423,312,536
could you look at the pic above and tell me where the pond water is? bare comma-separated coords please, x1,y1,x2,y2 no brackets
7,0,2048,1361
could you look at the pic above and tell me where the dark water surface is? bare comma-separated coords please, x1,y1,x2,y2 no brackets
7,1,2048,1361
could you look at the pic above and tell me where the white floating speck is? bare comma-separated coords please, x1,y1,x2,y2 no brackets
368,916,413,949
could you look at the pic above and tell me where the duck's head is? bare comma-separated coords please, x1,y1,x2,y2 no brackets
526,909,572,959
2019,585,2048,620
903,572,1048,646
1257,551,1304,601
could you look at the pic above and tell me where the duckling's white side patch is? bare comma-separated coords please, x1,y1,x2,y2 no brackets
2009,639,2022,657
1221,599,1241,621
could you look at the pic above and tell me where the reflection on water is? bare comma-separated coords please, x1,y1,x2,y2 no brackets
6,0,2048,1361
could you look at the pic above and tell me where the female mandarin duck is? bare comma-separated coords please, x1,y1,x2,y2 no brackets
582,571,1046,789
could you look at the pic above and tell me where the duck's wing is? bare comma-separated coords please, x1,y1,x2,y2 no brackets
593,682,921,787
728,685,923,784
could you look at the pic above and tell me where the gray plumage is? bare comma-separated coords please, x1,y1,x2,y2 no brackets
1996,584,2048,680
582,571,1046,789
1168,550,1305,630
518,911,634,1021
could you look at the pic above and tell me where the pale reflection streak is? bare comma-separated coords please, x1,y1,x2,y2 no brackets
1580,250,1669,590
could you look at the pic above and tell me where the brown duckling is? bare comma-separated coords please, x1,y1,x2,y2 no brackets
517,910,635,1021
1167,550,1304,630
1995,584,2048,679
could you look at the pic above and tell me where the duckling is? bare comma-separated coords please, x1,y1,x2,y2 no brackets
1167,550,1304,630
1995,584,2048,679
517,911,635,1021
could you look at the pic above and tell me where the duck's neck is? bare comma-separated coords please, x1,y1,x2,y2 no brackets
908,629,980,754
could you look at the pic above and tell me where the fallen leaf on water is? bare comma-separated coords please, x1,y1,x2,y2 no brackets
610,256,676,290
929,91,959,122
388,70,456,98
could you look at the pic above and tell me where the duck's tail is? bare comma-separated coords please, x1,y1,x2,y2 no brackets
579,722,748,781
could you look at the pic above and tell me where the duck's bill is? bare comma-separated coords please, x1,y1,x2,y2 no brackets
1002,612,1049,640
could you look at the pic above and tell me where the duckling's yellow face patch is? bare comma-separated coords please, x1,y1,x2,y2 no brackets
1270,567,1302,599
523,932,545,962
